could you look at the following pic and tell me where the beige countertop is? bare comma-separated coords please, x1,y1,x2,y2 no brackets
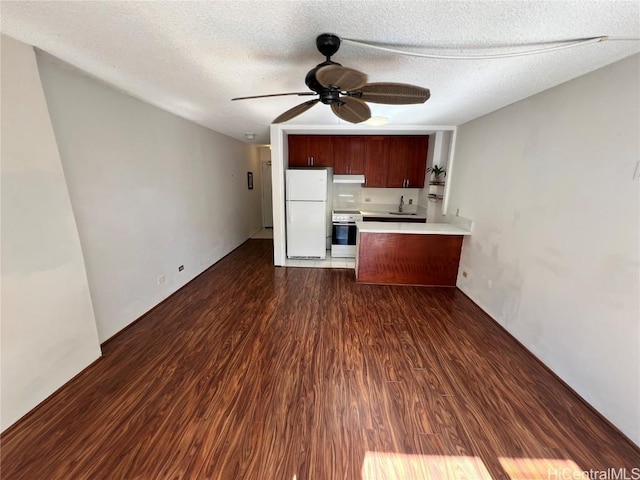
356,221,471,235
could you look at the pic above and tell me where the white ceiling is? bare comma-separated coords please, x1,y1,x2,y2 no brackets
1,1,638,144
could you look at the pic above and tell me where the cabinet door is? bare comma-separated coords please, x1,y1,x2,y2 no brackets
333,136,366,174
364,136,390,187
405,136,429,188
386,136,409,188
288,135,310,167
348,136,366,174
332,136,350,174
308,135,334,167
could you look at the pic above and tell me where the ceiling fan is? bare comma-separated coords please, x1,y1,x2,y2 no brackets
231,33,431,124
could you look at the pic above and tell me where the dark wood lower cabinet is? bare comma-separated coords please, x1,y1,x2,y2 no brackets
357,233,463,286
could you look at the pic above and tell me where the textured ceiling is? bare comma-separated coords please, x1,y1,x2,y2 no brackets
1,1,639,144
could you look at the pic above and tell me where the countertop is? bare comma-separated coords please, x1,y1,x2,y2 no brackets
359,210,427,220
356,221,471,235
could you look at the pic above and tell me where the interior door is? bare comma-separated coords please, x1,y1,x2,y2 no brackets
261,161,273,227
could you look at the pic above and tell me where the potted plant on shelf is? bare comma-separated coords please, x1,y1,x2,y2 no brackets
427,165,446,183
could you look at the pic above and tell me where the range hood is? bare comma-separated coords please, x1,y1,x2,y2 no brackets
333,174,365,184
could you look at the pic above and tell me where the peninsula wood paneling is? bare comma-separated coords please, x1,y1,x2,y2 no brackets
357,232,464,286
2,240,638,479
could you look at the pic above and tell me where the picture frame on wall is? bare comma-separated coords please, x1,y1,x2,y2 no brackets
247,172,253,190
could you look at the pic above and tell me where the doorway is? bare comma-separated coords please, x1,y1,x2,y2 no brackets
261,158,273,228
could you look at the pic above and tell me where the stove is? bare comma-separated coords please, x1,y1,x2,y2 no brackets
332,209,363,222
331,210,362,258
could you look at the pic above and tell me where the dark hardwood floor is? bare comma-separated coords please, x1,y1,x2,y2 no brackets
2,239,638,479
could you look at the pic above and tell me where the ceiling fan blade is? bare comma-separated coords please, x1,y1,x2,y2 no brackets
331,97,371,124
273,99,320,123
316,65,368,91
232,92,316,101
355,82,431,104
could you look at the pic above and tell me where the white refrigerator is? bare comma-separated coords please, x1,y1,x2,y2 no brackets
286,169,331,259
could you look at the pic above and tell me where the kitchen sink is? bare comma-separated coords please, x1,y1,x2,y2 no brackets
388,212,417,215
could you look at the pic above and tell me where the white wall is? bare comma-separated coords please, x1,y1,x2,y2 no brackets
36,53,263,342
1,36,102,431
419,130,453,221
449,54,640,445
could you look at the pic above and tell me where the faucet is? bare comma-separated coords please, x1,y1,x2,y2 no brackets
399,195,404,213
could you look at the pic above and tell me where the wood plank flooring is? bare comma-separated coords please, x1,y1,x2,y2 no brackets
2,239,638,479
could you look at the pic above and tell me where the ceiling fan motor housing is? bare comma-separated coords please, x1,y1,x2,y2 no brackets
305,60,341,99
305,33,344,102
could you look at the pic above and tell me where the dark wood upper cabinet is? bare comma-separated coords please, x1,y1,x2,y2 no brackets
405,136,429,188
308,136,334,167
288,134,428,188
333,136,365,174
387,137,410,188
288,135,310,167
384,136,428,188
287,135,334,168
349,137,365,175
364,136,390,188
333,136,349,173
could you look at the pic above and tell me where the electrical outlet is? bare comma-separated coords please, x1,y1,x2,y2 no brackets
364,197,372,203
408,199,413,205
158,275,166,284
456,208,460,217
178,265,184,272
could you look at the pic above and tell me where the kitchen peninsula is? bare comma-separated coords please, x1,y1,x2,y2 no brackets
355,222,471,286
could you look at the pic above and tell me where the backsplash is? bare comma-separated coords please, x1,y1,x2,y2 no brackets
333,184,419,210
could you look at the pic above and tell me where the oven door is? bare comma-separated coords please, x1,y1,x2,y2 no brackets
331,222,357,257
